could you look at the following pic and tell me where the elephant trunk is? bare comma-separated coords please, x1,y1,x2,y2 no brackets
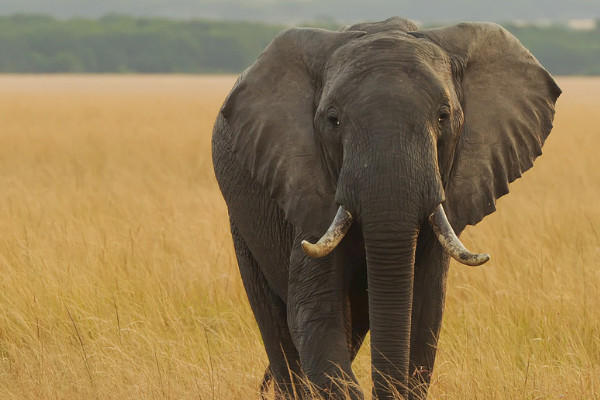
362,214,419,400
299,123,490,398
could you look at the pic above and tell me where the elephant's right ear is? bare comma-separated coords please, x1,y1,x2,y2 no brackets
411,23,561,234
221,28,365,237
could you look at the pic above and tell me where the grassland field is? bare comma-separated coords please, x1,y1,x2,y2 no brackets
0,75,598,399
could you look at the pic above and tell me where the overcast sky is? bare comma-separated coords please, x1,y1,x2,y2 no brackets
0,0,598,24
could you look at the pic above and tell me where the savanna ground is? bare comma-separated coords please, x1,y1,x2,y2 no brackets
0,75,598,399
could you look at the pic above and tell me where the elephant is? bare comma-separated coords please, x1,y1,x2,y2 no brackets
211,17,560,400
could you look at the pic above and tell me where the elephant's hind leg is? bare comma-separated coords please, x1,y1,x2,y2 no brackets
230,222,302,399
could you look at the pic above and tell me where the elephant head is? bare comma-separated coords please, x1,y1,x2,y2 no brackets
221,17,560,399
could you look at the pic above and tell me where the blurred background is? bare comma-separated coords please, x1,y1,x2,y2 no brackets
0,0,598,75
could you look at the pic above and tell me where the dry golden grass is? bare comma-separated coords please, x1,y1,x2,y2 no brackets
0,75,597,399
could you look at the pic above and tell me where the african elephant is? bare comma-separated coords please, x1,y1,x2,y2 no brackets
212,17,560,400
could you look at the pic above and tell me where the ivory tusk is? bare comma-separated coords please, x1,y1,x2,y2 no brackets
301,206,353,258
429,204,490,266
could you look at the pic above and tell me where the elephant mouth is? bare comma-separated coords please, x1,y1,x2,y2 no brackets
301,204,490,266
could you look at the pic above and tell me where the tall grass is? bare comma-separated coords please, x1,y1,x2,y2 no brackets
0,75,597,399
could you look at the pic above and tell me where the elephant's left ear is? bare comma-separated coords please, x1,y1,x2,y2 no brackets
411,23,561,233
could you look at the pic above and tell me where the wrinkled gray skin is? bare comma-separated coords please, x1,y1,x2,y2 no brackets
212,17,560,400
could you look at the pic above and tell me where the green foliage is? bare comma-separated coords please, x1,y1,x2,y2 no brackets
0,14,283,73
0,14,597,75
505,24,600,75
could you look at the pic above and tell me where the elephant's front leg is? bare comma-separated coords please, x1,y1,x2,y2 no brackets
409,228,451,400
287,231,362,400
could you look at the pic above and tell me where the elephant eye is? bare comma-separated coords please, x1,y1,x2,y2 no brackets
438,107,450,124
327,109,340,127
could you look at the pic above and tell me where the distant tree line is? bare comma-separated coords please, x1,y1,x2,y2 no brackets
0,14,598,75
0,14,284,73
505,24,600,75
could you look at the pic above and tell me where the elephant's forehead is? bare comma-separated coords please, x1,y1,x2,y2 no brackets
328,32,450,75
321,36,452,104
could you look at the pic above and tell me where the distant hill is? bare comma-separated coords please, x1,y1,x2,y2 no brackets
0,14,598,75
1,0,599,24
